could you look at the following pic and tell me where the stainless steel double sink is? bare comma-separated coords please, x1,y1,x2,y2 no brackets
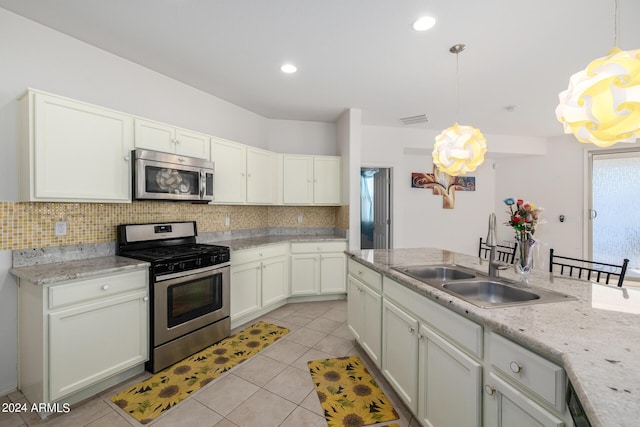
391,264,576,308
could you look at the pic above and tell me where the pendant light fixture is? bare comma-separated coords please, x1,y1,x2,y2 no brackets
432,44,487,176
555,0,640,147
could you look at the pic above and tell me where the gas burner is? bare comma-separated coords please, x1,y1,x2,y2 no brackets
116,222,230,276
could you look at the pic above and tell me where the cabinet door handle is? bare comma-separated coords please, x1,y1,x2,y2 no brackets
484,385,496,396
124,155,130,161
408,326,415,334
358,271,363,276
175,139,181,144
509,361,522,373
418,333,425,341
101,284,109,291
143,296,149,302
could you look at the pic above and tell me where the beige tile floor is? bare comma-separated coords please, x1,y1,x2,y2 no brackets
1,299,420,427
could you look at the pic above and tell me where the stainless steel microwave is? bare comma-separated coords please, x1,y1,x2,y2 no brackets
133,149,214,201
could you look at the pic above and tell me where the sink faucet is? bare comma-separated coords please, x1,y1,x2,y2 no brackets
486,213,509,277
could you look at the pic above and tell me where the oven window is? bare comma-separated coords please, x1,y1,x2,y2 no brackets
167,274,223,327
145,166,200,196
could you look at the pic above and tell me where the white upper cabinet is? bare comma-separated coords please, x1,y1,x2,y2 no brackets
282,154,341,205
19,89,133,203
313,156,342,204
211,137,247,203
283,155,314,204
211,137,276,204
246,147,275,204
134,118,210,160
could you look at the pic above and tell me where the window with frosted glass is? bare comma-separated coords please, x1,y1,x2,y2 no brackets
591,152,640,277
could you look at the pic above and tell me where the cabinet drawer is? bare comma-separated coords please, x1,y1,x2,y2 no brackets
383,277,482,359
291,241,346,254
231,244,288,265
489,333,565,412
49,269,148,310
348,259,382,293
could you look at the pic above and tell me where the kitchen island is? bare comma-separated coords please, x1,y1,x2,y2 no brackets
346,247,640,427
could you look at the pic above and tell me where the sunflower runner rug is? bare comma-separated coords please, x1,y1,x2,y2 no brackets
308,355,400,427
111,321,289,424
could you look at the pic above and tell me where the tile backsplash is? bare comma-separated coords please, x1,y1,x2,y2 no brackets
0,201,347,251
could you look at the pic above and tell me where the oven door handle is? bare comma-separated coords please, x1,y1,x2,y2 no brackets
155,263,231,283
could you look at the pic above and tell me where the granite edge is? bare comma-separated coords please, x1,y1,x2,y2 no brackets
12,227,347,267
10,256,150,286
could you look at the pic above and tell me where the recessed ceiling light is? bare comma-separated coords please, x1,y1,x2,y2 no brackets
413,16,436,32
281,63,297,74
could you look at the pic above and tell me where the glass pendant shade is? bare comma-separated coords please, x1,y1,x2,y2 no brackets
556,47,640,147
432,122,487,176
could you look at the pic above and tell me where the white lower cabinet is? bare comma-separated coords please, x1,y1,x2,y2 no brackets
483,331,568,427
18,269,149,406
261,256,288,306
484,372,564,427
381,298,419,412
49,292,148,401
230,260,262,319
290,241,347,296
418,325,482,427
230,244,289,324
381,297,482,423
347,260,575,427
347,274,382,368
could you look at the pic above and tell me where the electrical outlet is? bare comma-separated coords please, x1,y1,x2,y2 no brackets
297,214,303,223
54,221,67,236
225,216,230,226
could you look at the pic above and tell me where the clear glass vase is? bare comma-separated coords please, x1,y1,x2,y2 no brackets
515,238,534,280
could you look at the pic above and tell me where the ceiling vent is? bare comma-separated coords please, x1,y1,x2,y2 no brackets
400,114,430,125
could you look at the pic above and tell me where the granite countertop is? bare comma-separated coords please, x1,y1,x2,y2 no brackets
10,256,150,286
207,234,347,251
10,234,345,285
346,247,640,427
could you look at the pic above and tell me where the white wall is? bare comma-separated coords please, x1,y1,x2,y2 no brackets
0,9,269,155
267,119,337,155
362,125,499,255
337,108,362,249
0,8,337,396
0,251,17,396
494,134,587,260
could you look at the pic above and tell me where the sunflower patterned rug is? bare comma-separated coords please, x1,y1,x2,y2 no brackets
308,355,400,427
111,321,289,424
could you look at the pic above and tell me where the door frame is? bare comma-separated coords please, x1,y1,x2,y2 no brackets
584,146,640,261
361,164,394,249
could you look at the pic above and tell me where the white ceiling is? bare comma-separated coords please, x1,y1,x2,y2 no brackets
1,0,639,138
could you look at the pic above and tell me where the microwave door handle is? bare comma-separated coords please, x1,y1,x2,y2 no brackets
200,170,206,199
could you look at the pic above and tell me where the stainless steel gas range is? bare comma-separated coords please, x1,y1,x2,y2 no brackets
117,221,230,373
